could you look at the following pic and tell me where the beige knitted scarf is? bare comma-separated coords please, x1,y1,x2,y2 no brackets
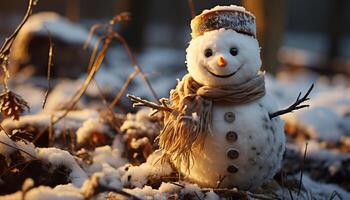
157,73,266,170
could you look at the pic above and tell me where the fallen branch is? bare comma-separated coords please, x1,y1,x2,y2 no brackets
269,84,314,119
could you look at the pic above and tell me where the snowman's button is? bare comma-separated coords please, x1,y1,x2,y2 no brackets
226,131,238,142
227,165,239,173
227,149,239,159
224,112,235,123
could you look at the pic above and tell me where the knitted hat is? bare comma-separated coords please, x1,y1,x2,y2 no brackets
191,5,256,38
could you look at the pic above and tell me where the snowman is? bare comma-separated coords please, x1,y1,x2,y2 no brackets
128,5,312,191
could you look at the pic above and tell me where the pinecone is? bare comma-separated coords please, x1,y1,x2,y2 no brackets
0,90,29,120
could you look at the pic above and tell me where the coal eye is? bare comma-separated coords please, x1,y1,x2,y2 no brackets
230,47,238,56
204,48,213,57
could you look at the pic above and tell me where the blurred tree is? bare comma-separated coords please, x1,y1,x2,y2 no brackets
328,0,347,68
117,0,149,52
65,0,80,22
244,0,285,74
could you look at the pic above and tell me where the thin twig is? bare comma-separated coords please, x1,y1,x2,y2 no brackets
216,175,226,189
287,186,294,200
112,32,159,102
0,0,37,90
193,191,202,200
269,84,314,119
83,24,106,50
297,142,308,196
32,35,111,143
247,193,278,200
169,181,185,189
0,159,36,178
329,190,342,200
48,114,54,147
0,124,11,138
87,36,104,72
110,69,138,108
92,79,122,132
127,94,173,113
0,0,37,55
0,140,36,159
42,25,54,109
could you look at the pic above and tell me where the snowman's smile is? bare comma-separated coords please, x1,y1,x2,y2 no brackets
204,65,242,78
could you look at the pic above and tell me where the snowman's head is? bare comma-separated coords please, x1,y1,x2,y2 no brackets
186,28,261,87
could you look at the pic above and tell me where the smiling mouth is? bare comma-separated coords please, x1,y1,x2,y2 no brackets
204,65,243,78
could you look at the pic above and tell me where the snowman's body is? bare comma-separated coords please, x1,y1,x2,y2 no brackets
179,94,285,190
168,5,286,190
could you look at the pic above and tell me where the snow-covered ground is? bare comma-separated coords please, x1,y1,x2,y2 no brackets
1,67,349,199
0,12,350,200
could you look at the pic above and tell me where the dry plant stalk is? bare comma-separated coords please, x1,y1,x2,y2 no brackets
33,12,158,143
0,0,37,120
41,26,54,109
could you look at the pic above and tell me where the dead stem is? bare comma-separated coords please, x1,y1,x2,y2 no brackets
42,25,54,109
83,24,107,50
87,36,104,72
110,69,138,108
33,12,157,144
92,79,122,131
0,140,36,159
297,142,308,196
33,35,110,143
0,0,37,90
48,114,54,147
216,175,226,189
112,32,159,102
0,124,11,138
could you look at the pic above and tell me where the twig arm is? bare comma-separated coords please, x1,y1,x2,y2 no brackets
269,84,314,119
127,94,173,115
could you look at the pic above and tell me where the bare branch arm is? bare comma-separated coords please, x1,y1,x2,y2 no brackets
269,84,314,119
127,94,173,115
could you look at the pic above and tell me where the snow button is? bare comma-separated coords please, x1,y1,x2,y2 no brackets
227,165,239,173
224,112,235,123
227,148,239,159
226,131,238,142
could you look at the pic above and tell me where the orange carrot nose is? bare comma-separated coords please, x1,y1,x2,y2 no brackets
217,56,227,67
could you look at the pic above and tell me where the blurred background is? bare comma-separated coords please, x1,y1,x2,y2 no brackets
1,1,350,195
1,0,350,76
0,0,350,114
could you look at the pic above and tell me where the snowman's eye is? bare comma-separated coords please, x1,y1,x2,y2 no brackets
204,48,213,57
230,47,238,56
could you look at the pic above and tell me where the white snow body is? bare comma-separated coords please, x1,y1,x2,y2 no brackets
179,94,285,190
178,15,286,190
